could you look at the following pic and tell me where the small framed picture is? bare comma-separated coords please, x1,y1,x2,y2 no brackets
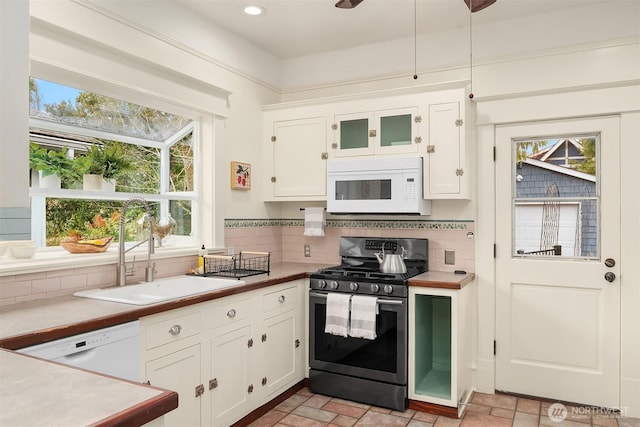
231,161,251,190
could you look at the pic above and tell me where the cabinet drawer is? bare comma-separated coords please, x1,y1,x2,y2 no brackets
144,312,201,350
263,285,297,313
210,297,252,328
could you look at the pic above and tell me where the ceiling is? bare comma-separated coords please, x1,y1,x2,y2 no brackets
173,0,612,59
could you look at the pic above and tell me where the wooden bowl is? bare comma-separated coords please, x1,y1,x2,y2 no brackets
60,236,114,254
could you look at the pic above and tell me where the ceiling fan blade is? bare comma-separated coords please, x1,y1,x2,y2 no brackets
464,0,497,12
335,0,364,9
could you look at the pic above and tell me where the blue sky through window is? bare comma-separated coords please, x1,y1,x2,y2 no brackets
34,79,81,107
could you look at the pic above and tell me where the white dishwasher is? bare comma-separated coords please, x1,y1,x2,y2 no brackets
17,320,140,382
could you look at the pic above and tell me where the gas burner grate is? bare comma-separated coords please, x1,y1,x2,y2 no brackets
313,266,421,282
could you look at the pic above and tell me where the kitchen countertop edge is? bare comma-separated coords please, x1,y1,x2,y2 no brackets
89,386,179,427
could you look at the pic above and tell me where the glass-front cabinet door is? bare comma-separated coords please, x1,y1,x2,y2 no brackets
332,107,420,157
333,112,372,157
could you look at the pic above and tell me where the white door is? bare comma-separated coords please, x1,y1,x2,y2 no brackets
495,116,621,408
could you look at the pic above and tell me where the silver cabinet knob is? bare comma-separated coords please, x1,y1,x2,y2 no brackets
278,295,286,303
168,324,182,335
227,309,237,318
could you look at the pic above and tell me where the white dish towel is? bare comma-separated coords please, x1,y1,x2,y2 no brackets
349,295,378,340
303,207,325,236
324,293,351,337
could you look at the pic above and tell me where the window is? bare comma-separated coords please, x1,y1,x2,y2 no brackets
512,136,598,258
29,78,198,248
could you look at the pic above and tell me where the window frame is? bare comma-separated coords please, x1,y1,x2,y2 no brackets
28,78,201,251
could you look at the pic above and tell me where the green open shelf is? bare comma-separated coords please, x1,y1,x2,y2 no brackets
414,294,452,400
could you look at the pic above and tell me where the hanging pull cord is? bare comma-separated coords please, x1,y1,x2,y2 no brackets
413,0,418,80
469,0,474,98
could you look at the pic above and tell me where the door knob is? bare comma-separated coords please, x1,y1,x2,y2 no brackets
604,258,616,268
604,272,616,283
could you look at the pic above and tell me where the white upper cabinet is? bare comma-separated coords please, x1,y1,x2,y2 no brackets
422,88,472,200
332,107,421,157
263,111,328,201
262,85,471,201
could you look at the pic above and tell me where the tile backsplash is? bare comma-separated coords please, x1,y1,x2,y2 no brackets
225,218,476,273
0,256,196,306
0,218,475,306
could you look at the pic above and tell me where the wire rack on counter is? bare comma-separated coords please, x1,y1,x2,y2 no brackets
203,251,270,279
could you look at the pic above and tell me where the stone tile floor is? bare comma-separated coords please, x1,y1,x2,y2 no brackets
247,388,640,427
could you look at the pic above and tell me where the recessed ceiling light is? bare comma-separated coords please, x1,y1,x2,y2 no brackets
243,5,265,16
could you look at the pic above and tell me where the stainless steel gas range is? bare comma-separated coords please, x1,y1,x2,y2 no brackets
308,236,428,411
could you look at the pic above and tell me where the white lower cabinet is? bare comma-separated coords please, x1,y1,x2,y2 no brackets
208,295,256,426
141,306,204,427
145,342,203,427
408,285,473,417
140,280,306,427
260,284,303,399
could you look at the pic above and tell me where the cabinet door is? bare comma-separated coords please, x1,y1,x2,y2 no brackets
209,323,254,427
271,117,327,197
333,108,420,157
261,309,299,397
145,344,202,427
425,102,462,196
376,107,420,155
333,112,374,157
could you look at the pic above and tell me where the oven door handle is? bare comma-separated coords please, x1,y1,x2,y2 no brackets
309,291,404,306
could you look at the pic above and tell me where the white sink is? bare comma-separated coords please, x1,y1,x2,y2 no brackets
74,276,245,305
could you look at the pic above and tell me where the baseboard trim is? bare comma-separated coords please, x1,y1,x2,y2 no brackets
231,379,307,427
408,399,459,419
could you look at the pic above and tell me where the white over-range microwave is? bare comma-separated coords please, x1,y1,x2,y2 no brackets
327,157,431,215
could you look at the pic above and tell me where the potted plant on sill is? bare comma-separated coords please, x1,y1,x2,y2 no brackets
29,143,79,189
76,142,133,191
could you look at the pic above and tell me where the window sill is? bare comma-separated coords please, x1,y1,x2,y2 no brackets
0,246,225,277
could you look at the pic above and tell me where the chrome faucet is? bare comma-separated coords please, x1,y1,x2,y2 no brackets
117,197,155,286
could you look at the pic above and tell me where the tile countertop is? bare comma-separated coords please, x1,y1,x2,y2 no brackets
0,262,330,349
0,263,474,349
0,349,178,427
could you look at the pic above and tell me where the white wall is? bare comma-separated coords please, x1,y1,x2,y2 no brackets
0,0,31,240
0,0,30,207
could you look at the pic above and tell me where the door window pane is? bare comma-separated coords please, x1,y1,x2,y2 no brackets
513,137,598,259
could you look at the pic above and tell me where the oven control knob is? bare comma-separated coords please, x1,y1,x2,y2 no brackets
349,282,358,291
383,285,394,295
317,280,327,289
370,284,380,293
329,280,339,290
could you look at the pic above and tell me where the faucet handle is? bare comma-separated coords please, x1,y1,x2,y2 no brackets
126,255,136,277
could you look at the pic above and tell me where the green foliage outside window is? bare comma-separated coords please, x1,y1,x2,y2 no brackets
30,78,195,246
